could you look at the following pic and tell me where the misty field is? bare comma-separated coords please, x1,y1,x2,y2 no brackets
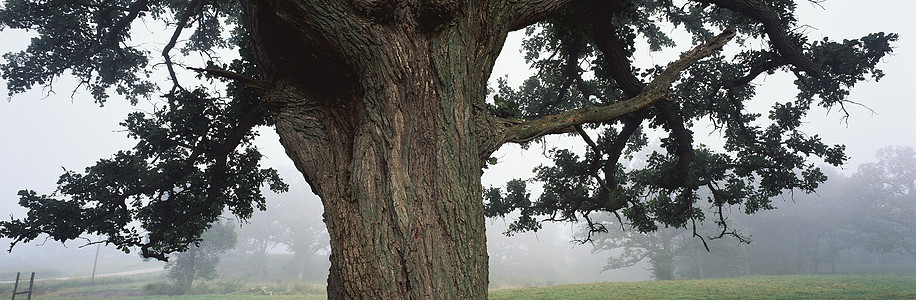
489,275,916,299
6,274,914,299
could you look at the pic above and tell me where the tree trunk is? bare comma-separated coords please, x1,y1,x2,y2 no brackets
687,248,703,279
235,0,728,297
241,1,527,298
740,244,751,276
296,254,305,281
184,246,196,295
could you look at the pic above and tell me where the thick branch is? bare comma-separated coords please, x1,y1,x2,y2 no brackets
696,0,821,76
499,28,736,145
187,67,273,90
162,0,206,92
506,0,575,31
588,0,645,96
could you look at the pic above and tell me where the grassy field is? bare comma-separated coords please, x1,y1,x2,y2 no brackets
9,274,916,299
489,275,916,299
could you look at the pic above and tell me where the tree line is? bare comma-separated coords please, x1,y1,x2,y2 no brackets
588,146,916,280
160,187,329,294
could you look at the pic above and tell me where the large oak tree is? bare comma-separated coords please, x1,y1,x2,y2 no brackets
0,0,895,298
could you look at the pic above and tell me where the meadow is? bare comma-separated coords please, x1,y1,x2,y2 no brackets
489,275,916,299
4,274,915,299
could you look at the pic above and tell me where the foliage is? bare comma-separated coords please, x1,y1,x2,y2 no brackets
483,0,896,245
853,146,916,260
0,0,899,277
165,219,237,294
0,0,285,261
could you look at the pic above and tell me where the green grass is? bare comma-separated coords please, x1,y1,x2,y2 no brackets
489,275,916,299
14,274,916,299
33,295,325,300
6,274,327,299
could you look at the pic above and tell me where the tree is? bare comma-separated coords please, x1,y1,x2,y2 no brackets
590,220,685,280
221,194,329,280
0,1,896,298
166,220,237,294
586,210,748,280
229,205,285,279
854,146,916,261
269,192,330,280
733,168,867,275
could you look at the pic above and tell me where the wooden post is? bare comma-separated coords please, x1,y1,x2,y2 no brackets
91,239,101,286
10,272,35,300
11,272,20,300
27,272,34,300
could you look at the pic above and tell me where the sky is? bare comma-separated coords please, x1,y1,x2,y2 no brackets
0,0,914,276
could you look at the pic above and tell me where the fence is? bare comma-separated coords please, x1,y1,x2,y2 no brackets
1,272,34,300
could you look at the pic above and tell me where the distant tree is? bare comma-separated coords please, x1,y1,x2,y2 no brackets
0,0,897,297
854,146,916,262
676,230,750,279
586,215,687,280
228,193,328,280
231,205,287,279
272,198,329,280
166,220,237,294
739,169,864,274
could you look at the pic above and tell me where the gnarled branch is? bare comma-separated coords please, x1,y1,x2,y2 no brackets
696,0,821,76
497,28,736,147
505,0,575,31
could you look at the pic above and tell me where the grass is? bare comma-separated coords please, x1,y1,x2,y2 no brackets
10,274,915,299
3,274,328,299
489,274,916,299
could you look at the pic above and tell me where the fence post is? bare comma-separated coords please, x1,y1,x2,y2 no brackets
11,272,20,300
27,272,34,300
10,272,35,300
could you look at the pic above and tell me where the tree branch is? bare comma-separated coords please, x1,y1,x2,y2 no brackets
695,0,821,76
162,0,206,92
187,67,273,90
499,28,736,145
588,0,645,96
505,0,575,31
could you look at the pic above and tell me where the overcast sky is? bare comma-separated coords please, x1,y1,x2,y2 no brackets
1,0,914,260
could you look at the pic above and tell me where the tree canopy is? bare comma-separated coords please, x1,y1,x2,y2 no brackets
0,0,899,297
482,1,896,242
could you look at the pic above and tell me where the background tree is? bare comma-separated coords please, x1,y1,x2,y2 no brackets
854,146,916,261
228,205,285,279
0,0,896,297
586,209,749,280
271,195,330,281
587,216,686,280
165,219,237,294
737,169,862,274
223,184,328,280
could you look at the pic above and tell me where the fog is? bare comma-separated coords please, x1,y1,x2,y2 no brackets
2,0,915,293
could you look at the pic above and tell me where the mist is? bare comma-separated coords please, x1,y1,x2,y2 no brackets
2,0,915,297
4,145,914,290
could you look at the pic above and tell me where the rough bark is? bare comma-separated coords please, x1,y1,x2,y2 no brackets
240,1,576,298
238,0,725,298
